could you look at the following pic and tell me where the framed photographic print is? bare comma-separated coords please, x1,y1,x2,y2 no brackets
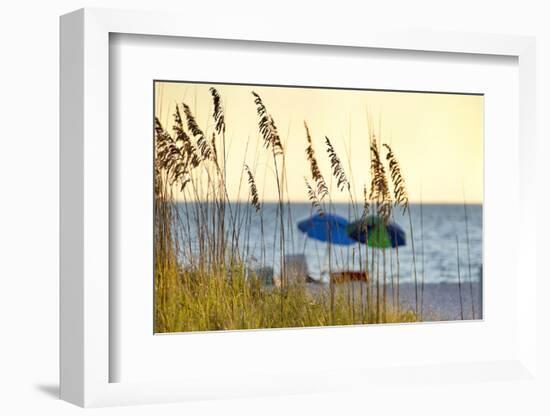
60,8,538,408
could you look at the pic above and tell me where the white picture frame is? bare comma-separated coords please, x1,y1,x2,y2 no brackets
60,7,537,408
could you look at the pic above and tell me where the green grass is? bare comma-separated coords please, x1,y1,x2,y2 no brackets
153,87,423,333
155,258,417,333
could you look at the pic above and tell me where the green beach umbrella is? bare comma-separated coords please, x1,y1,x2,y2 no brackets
347,215,406,248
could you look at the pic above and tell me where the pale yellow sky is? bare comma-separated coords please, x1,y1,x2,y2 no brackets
155,81,483,204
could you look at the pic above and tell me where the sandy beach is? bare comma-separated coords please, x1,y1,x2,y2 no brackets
309,281,482,322
393,281,482,321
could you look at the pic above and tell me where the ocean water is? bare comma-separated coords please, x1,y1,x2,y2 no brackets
174,203,482,285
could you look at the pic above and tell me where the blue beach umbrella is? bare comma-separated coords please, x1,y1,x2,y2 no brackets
347,215,406,248
297,213,356,246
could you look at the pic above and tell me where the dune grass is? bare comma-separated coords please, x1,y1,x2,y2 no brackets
154,87,424,333
155,260,418,333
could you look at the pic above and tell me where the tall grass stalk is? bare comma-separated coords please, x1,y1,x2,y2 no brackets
455,234,464,320
383,143,418,316
420,198,426,320
252,92,286,288
463,199,476,319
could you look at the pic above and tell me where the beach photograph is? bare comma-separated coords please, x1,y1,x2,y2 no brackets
153,81,483,333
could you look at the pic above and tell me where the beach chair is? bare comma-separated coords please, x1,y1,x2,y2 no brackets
284,254,323,284
284,254,308,284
